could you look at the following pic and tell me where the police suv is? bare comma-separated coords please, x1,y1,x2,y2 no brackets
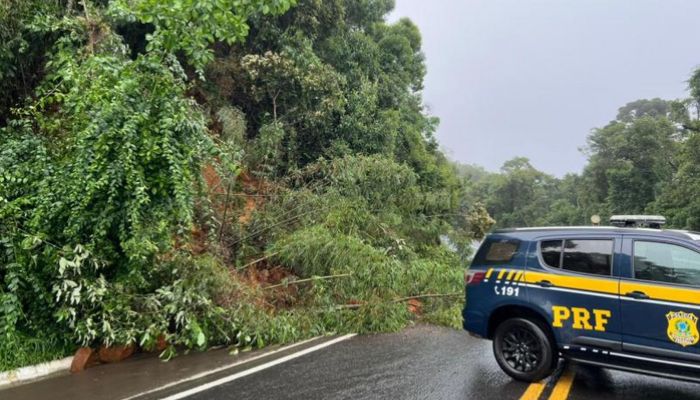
462,215,700,382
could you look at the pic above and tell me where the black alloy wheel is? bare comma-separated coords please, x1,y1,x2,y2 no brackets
493,317,556,382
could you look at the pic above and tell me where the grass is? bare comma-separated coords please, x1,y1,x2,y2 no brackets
0,333,75,372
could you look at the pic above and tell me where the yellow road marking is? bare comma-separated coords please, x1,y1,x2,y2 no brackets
519,381,546,400
548,368,576,400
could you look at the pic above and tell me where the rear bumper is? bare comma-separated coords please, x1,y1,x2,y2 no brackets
462,309,488,338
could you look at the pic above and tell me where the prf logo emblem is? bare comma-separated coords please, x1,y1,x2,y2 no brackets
551,306,611,332
666,311,699,347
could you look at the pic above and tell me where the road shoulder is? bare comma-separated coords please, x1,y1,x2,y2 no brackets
0,335,348,400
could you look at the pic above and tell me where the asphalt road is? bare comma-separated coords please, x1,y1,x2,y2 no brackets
185,325,527,400
146,325,700,400
3,324,700,400
568,363,700,400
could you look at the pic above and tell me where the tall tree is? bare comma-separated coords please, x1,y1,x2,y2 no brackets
652,70,700,229
582,99,678,216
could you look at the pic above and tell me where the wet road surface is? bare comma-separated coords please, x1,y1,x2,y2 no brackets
567,363,700,400
2,324,700,400
184,325,528,400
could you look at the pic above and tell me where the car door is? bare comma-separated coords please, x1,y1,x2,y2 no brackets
525,234,622,351
620,236,700,359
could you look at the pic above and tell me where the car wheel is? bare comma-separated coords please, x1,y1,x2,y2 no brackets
493,317,556,382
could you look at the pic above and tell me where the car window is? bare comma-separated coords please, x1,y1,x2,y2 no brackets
634,241,700,286
540,240,562,268
484,240,521,262
561,239,613,276
539,238,613,275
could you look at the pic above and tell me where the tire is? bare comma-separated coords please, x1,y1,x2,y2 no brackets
492,317,557,382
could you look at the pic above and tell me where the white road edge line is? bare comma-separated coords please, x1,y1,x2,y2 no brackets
121,335,336,400
156,334,357,400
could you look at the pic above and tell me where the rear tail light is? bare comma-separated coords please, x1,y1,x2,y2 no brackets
464,270,486,286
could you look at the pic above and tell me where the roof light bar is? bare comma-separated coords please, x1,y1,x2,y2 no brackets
609,215,666,229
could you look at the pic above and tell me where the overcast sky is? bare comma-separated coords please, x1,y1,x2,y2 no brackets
389,0,700,176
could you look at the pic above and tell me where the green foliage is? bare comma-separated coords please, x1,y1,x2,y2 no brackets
208,0,447,186
465,203,496,241
32,52,213,260
653,131,700,230
0,0,65,124
13,0,700,377
2,45,226,353
0,0,300,371
236,154,470,333
248,122,286,176
584,116,677,214
462,90,700,231
0,0,477,372
271,225,462,333
110,0,297,73
464,157,565,227
304,155,420,211
616,98,673,122
52,248,271,352
0,332,72,373
273,225,389,278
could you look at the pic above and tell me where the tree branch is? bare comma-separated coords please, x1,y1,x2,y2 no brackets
236,251,279,270
336,292,463,309
391,292,463,303
263,273,353,290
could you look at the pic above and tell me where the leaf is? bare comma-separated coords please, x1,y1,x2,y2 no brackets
196,331,206,347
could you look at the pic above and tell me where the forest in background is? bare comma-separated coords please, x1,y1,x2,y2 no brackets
0,0,491,371
3,0,700,374
462,92,700,231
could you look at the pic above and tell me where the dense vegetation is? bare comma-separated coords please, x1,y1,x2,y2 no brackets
0,0,487,371
463,92,700,231
3,0,700,374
